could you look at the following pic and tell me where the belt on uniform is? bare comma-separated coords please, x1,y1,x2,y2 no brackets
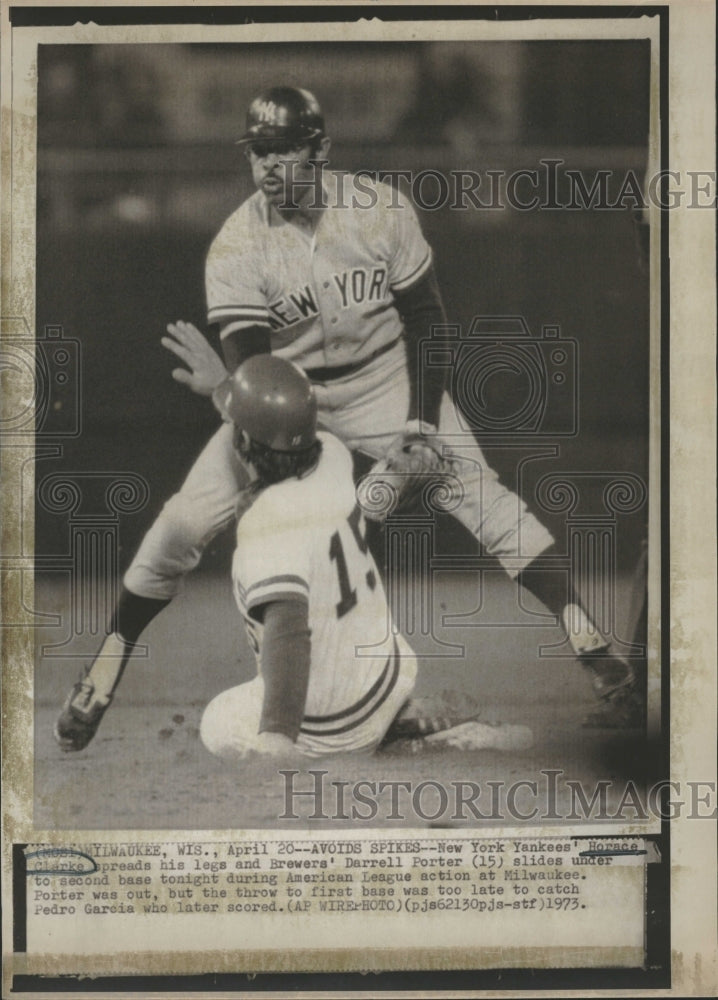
305,338,400,383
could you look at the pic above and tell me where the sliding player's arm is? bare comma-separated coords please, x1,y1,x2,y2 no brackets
253,597,311,759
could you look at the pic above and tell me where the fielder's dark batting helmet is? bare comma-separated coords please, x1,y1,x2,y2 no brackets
237,86,325,146
224,355,318,452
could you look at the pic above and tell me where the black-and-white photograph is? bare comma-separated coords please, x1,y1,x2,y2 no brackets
4,2,718,990
31,35,656,831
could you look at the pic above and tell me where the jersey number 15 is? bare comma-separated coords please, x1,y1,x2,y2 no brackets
329,506,377,619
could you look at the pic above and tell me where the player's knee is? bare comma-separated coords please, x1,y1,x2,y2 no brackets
122,495,207,597
158,494,213,550
200,691,254,762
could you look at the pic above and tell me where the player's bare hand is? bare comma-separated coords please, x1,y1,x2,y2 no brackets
253,731,302,760
162,321,228,397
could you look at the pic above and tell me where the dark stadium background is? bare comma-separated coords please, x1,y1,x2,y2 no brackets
33,41,654,829
36,41,650,563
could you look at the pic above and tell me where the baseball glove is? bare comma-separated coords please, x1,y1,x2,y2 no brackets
356,427,462,522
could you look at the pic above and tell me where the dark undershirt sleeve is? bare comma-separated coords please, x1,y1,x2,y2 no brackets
254,598,311,742
393,265,448,429
219,323,271,373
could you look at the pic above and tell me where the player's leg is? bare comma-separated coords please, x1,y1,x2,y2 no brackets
514,551,642,726
55,422,249,751
319,355,641,727
200,658,414,761
200,677,266,763
202,638,418,764
314,343,409,458
433,391,641,727
382,687,535,753
293,638,419,757
124,421,248,600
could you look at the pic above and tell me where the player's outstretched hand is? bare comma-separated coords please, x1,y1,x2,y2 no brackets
162,320,229,397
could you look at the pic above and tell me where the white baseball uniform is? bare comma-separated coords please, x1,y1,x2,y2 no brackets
199,432,417,760
124,173,552,600
206,172,430,368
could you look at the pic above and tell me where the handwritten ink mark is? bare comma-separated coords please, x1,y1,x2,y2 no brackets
578,849,648,857
25,848,98,876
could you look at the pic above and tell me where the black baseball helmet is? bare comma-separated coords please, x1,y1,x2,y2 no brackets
223,355,318,453
237,86,325,146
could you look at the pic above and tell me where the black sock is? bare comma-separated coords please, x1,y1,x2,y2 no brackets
516,544,581,619
109,587,171,645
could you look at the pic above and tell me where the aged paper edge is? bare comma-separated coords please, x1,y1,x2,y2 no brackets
1,0,716,995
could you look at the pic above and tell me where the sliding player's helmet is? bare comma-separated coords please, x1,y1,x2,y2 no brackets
224,355,317,452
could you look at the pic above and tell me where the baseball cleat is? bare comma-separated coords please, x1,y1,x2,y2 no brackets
424,720,535,752
54,670,113,752
563,604,645,727
581,684,645,729
579,653,645,729
382,690,482,742
385,712,475,741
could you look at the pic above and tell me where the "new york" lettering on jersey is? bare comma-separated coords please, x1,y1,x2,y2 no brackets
268,267,388,328
333,267,387,309
268,285,320,327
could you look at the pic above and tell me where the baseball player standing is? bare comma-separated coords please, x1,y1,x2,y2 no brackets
55,86,641,752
